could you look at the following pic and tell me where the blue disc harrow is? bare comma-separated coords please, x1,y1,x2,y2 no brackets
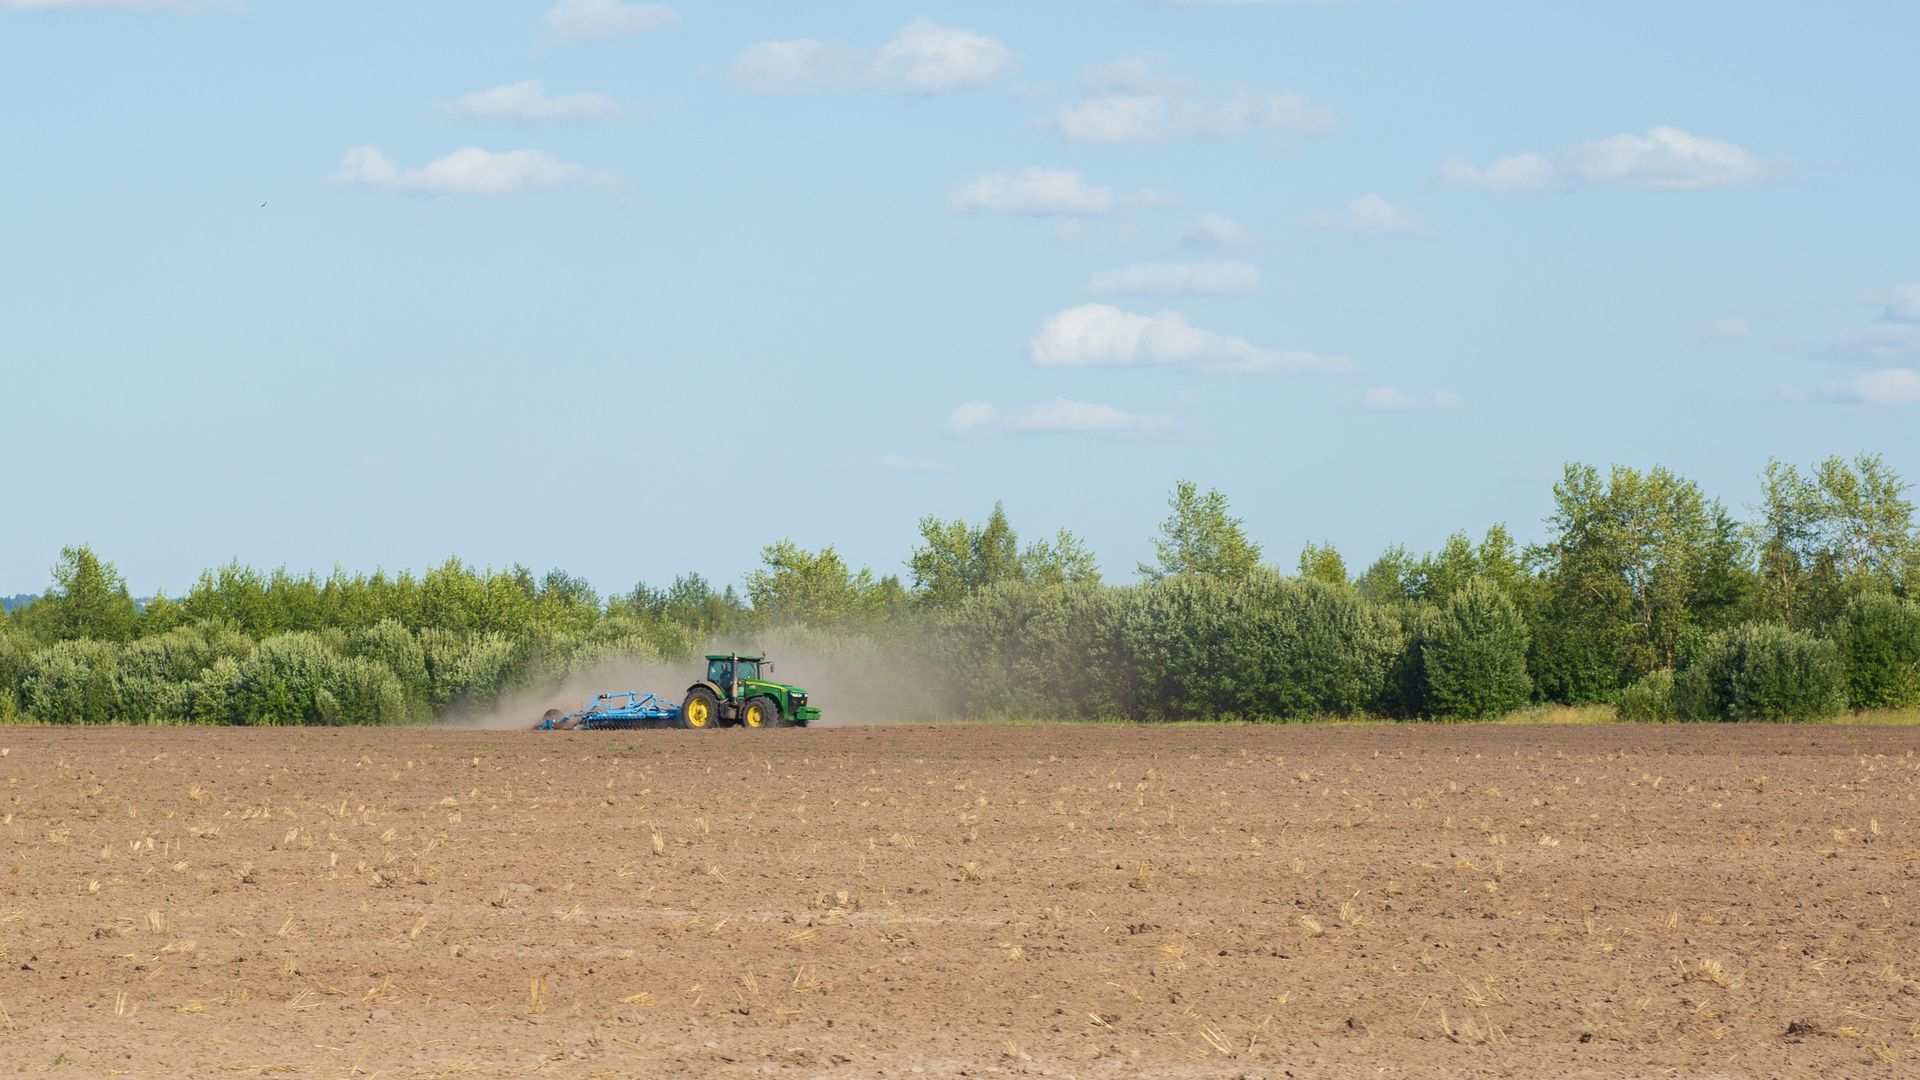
536,691,681,730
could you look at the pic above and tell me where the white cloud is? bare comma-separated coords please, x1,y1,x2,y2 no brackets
944,399,1180,438
1824,368,1920,406
730,39,864,93
1835,323,1920,360
1045,88,1330,145
1305,194,1424,235
873,17,1013,93
951,168,1175,216
328,146,615,196
1436,153,1561,194
1442,128,1770,193
1696,317,1751,343
880,454,954,474
544,0,677,42
1080,54,1190,94
1029,304,1346,374
1088,261,1261,296
733,19,1011,95
1363,387,1461,411
1570,128,1769,189
442,81,619,123
1877,283,1920,322
1179,212,1253,248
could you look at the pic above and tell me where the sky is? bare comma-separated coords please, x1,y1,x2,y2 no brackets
3,1,1918,599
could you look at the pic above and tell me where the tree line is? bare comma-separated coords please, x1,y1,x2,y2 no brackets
2,455,1917,726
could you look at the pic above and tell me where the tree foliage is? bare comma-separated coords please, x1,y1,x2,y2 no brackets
1,454,1913,727
1140,481,1262,582
1420,580,1533,719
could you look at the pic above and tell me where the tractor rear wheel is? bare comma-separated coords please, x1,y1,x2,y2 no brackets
741,696,779,729
679,688,718,730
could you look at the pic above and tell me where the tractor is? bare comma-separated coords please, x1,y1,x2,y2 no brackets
679,653,820,729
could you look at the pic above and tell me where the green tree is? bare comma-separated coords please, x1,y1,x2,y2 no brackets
1020,529,1102,588
37,546,139,642
1833,592,1920,710
1421,580,1533,719
1529,464,1749,702
746,541,884,626
1754,455,1917,628
1356,545,1416,605
909,503,1023,608
1297,542,1348,587
1412,525,1526,604
1670,623,1845,722
1140,481,1262,582
910,504,1100,604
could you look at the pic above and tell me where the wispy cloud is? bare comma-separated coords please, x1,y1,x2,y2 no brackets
731,39,865,93
329,146,615,196
1179,212,1253,249
1824,368,1920,405
1696,317,1752,343
441,81,619,123
1826,283,1920,361
1440,128,1772,193
1305,194,1424,235
873,17,1014,92
1874,283,1920,323
544,0,677,42
732,18,1012,95
1363,387,1462,411
944,398,1182,438
952,168,1175,215
1044,87,1329,146
1087,261,1261,296
1029,304,1346,374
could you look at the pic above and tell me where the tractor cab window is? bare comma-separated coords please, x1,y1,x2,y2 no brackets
735,660,760,682
706,659,733,686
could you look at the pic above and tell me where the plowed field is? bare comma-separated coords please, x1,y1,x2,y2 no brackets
2,724,1915,1078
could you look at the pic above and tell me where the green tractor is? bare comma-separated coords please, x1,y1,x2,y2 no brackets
679,653,820,729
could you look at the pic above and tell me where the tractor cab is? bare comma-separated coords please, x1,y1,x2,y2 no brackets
706,655,762,689
680,653,819,730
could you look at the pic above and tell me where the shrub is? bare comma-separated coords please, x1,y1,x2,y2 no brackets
186,657,242,725
1421,579,1533,719
1616,669,1676,722
229,633,338,725
21,640,120,724
0,633,29,720
317,657,409,726
1379,605,1439,718
1671,623,1844,722
421,630,522,711
1833,593,1920,710
1123,571,1401,720
351,620,430,720
948,581,1131,719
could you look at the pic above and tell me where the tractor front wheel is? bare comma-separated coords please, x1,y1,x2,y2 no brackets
679,688,718,730
741,696,779,729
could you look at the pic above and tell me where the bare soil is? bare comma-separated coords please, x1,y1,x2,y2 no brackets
1,723,1916,1078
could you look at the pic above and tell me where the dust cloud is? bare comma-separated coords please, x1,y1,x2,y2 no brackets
441,632,962,730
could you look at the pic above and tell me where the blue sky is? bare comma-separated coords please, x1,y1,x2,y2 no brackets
3,1,1917,598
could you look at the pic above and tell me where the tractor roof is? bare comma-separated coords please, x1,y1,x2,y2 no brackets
705,653,765,661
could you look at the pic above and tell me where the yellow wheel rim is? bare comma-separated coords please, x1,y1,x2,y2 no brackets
686,699,710,728
744,703,766,728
